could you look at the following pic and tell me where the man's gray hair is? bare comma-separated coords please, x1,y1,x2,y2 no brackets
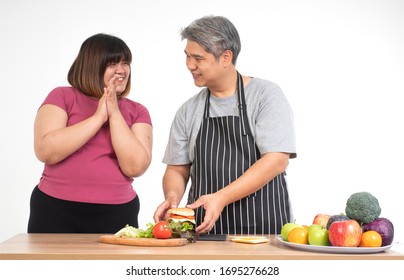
180,15,241,65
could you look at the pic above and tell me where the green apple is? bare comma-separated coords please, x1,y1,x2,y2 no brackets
308,224,330,246
307,224,321,235
281,223,302,241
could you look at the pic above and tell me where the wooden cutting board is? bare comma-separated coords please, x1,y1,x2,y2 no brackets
99,235,188,247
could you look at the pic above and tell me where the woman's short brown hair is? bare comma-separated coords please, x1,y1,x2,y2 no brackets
67,33,132,99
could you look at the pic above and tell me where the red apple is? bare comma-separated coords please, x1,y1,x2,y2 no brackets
312,214,331,228
328,220,362,247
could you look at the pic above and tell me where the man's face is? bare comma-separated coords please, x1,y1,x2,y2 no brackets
184,40,223,88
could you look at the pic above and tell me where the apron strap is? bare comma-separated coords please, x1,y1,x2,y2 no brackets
236,72,252,136
203,90,210,118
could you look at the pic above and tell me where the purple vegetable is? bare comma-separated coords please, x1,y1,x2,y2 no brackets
362,217,394,246
326,214,350,230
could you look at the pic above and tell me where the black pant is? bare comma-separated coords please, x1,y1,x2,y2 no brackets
28,186,139,233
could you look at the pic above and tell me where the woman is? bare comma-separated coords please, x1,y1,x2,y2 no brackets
28,33,153,233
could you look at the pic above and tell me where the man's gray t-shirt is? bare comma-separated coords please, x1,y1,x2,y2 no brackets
163,77,297,165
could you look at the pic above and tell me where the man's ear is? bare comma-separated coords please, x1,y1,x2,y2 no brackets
222,50,233,66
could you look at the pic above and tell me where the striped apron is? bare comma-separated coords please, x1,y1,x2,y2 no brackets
187,73,291,234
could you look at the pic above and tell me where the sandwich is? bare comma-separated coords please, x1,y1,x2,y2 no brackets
167,207,196,243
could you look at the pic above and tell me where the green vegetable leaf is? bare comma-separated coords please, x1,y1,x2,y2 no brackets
114,223,155,238
114,224,142,238
137,222,154,238
180,222,194,232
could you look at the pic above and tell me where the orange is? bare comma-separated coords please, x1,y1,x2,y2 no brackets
359,230,382,247
288,227,309,244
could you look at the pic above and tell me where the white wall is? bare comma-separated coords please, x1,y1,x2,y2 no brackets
1,0,403,243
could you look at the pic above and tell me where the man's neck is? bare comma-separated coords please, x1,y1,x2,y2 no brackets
209,71,238,98
209,72,251,98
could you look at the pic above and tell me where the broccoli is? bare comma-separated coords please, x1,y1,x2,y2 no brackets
345,191,381,224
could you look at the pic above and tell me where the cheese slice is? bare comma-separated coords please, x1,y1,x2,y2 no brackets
231,236,269,244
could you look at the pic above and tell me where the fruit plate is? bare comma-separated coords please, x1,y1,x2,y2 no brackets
276,235,394,254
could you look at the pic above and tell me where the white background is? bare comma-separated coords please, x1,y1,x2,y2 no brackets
1,260,403,278
1,0,403,244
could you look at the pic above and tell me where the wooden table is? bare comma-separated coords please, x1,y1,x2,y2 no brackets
1,233,403,260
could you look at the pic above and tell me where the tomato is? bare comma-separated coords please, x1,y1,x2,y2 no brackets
152,221,172,239
169,214,194,220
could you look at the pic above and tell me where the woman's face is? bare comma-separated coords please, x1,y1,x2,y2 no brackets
103,60,130,95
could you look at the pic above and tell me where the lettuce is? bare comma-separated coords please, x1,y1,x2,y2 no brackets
114,223,154,238
169,220,196,242
114,224,142,238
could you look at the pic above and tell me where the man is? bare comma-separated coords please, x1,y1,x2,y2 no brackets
154,15,296,235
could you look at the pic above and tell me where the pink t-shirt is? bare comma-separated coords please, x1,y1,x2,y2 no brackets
37,87,152,204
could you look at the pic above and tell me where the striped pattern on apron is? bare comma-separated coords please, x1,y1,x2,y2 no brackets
188,73,291,234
